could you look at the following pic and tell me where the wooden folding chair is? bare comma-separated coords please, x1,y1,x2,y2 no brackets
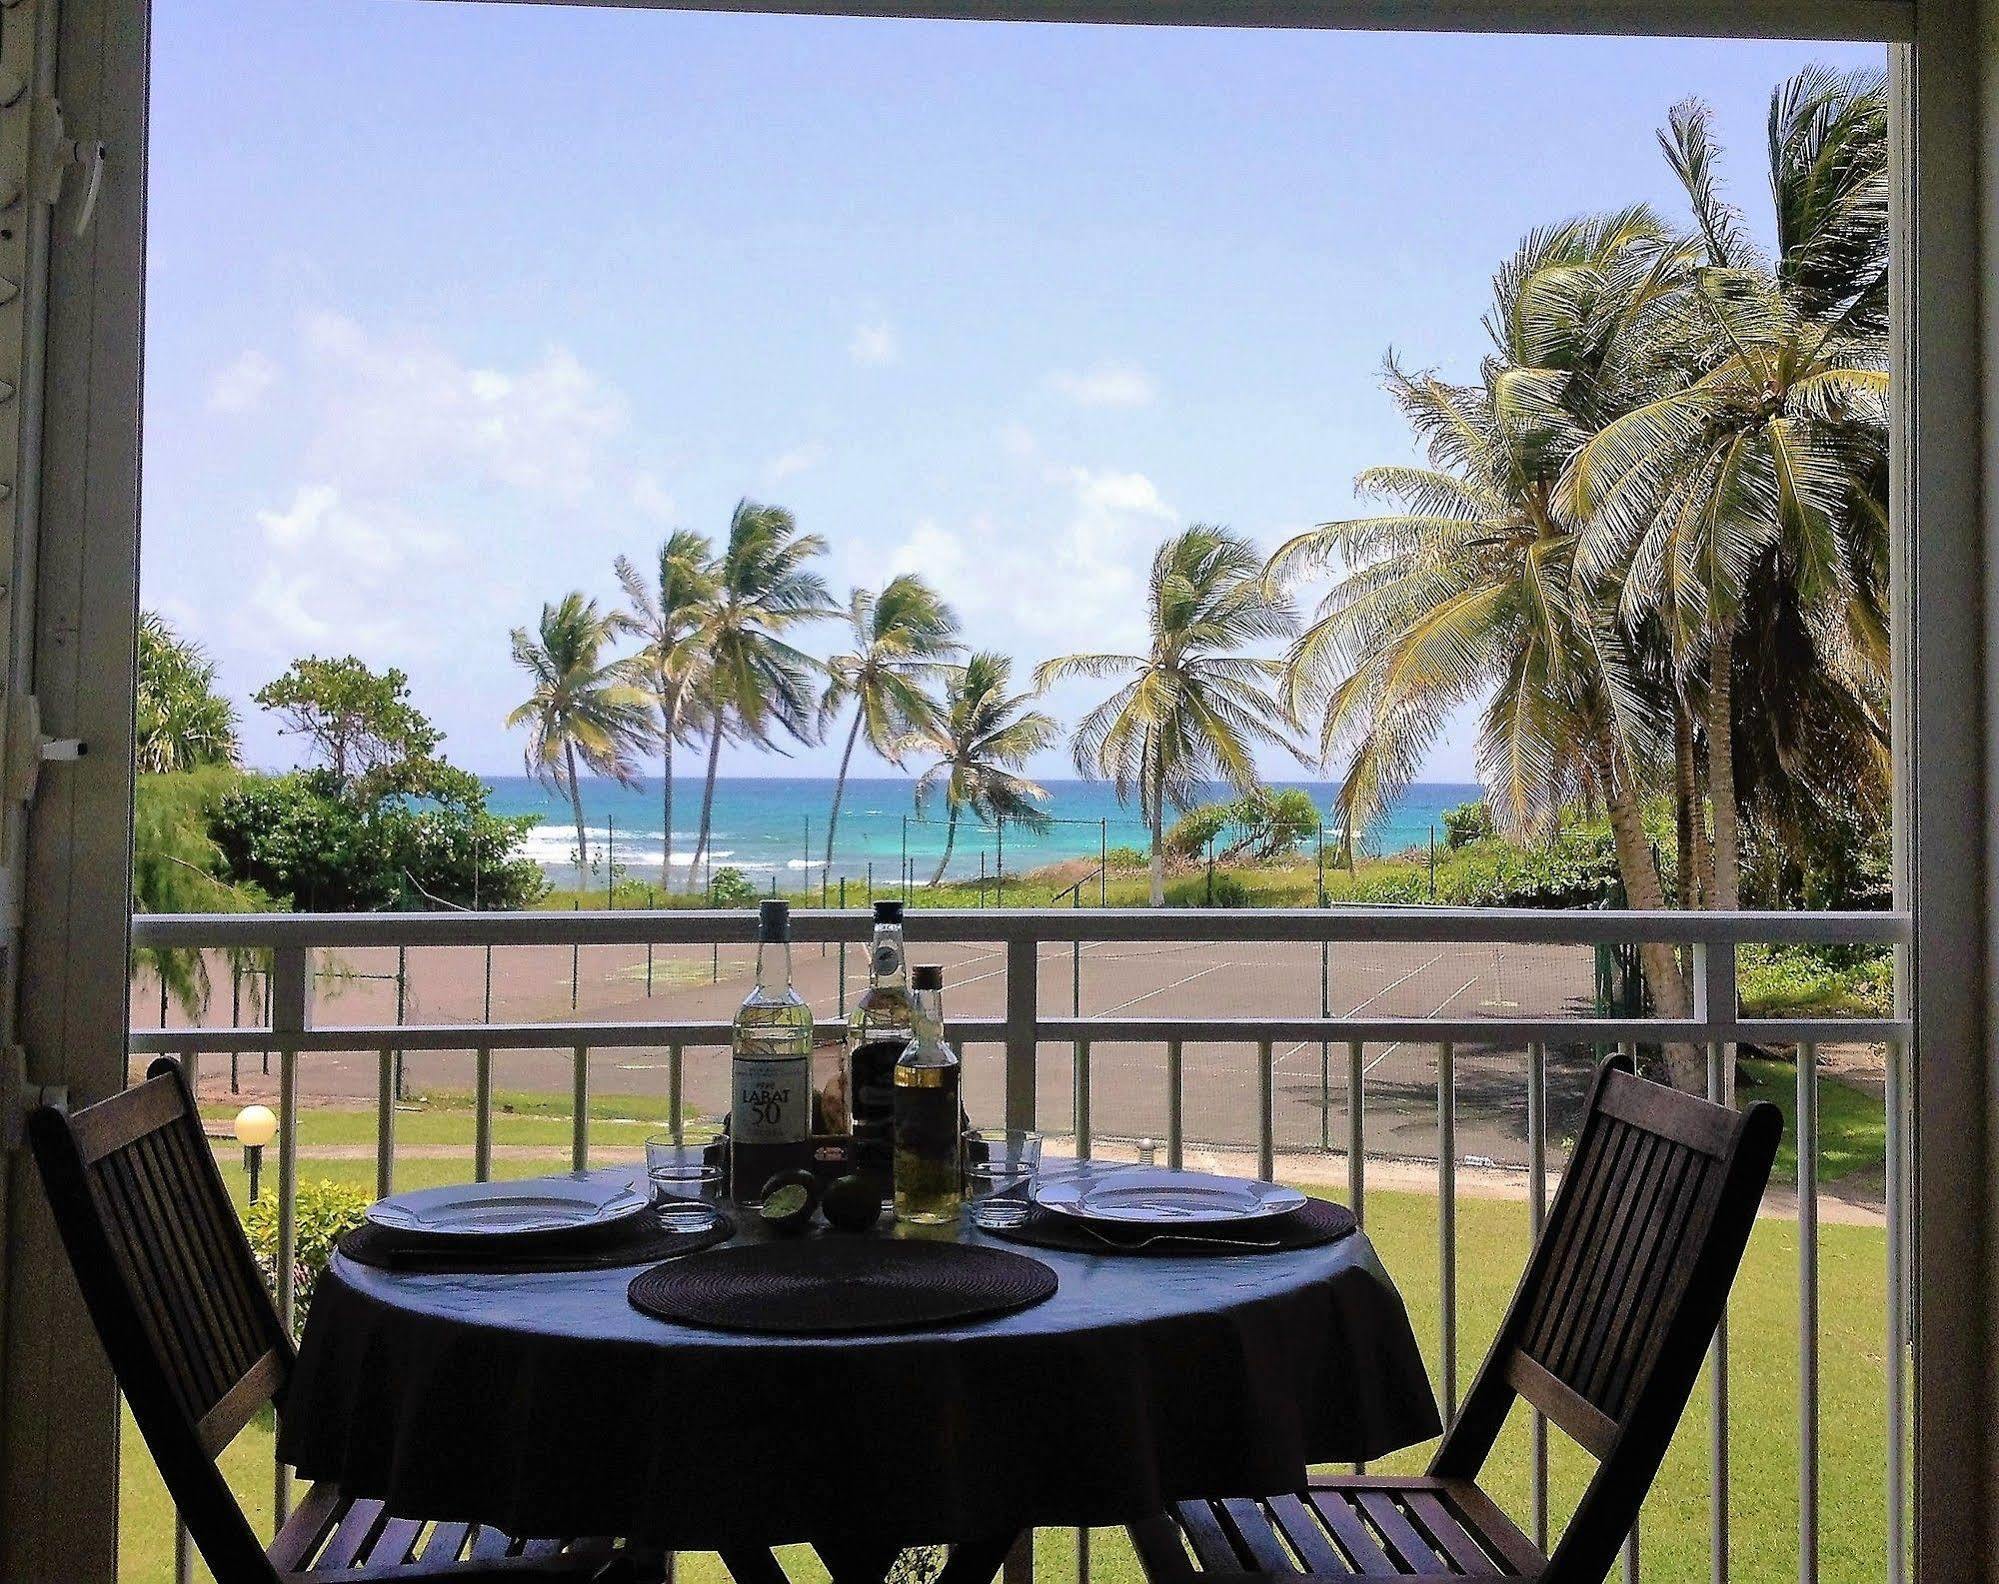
30,1057,662,1581
1128,1055,1780,1584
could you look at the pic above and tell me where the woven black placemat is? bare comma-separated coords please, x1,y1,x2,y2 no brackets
983,1194,1356,1257
341,1210,734,1274
628,1237,1058,1333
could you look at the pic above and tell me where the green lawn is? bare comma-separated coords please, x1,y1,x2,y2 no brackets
120,1167,1897,1584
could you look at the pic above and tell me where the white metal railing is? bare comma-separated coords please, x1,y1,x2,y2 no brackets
127,906,1910,1584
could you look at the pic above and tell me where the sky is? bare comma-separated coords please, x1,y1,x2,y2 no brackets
139,1,1884,781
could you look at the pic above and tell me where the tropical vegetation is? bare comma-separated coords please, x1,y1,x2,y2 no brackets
127,68,1892,1072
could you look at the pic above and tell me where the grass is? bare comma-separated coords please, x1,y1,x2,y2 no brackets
1737,1058,1887,1188
201,1088,699,1155
119,1148,1898,1584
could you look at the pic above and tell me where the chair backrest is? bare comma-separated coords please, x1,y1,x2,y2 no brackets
1432,1055,1780,1584
30,1056,291,1584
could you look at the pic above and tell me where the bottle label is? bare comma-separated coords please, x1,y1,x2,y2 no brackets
732,1057,811,1143
873,941,903,980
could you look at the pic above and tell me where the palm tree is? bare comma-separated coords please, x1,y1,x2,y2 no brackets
506,593,653,882
684,500,833,891
906,653,1060,886
1036,526,1297,906
136,611,240,774
1563,66,1889,913
817,576,962,879
614,532,718,887
1273,210,1700,1057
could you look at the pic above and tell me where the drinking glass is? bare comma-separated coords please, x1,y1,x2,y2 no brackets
645,1138,725,1231
964,1129,1043,1229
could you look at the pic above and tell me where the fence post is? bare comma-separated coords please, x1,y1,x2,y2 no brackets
269,943,310,1529
1004,934,1037,1132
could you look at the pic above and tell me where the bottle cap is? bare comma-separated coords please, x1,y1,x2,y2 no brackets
872,900,904,924
911,964,943,991
758,899,791,942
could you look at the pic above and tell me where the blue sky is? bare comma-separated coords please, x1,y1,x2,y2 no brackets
139,2,1883,780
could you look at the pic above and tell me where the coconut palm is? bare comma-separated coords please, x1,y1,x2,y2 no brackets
1274,210,1700,1054
1035,526,1298,906
907,653,1059,886
683,500,833,891
818,575,961,879
1563,66,1889,912
506,593,653,881
136,611,240,774
614,532,719,887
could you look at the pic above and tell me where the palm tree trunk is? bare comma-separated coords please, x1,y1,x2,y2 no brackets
563,740,589,885
1148,805,1165,907
1674,697,1700,908
689,724,725,895
1707,627,1741,913
660,731,674,890
929,808,959,887
1595,741,1701,1091
825,711,863,879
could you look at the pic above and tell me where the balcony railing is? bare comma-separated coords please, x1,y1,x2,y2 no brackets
127,906,1911,1584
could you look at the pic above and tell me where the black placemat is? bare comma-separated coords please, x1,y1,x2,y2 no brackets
628,1237,1058,1333
983,1194,1356,1256
341,1210,734,1273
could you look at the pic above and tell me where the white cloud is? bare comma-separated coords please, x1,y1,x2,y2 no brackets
298,311,626,499
1048,361,1157,409
848,321,899,366
886,460,1177,653
207,350,277,414
630,472,677,522
766,441,828,483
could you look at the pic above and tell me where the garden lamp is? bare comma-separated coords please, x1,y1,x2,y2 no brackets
233,1104,277,1201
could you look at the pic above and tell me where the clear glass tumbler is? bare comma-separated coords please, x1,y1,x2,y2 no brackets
644,1138,725,1231
964,1128,1043,1229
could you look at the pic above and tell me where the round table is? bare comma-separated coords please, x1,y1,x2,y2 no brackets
279,1173,1440,1552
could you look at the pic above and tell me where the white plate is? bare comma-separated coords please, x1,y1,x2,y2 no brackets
1031,1166,1306,1226
366,1173,652,1240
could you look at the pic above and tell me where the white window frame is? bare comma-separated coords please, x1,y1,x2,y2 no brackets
2,2,1988,1580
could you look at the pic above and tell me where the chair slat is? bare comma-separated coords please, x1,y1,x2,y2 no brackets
1218,1499,1298,1574
1522,1115,1631,1363
1400,1492,1496,1576
1177,1500,1248,1573
270,1484,346,1571
1434,1484,1541,1578
416,1522,471,1564
363,1516,425,1567
1305,1492,1400,1577
316,1498,388,1571
1598,1071,1736,1155
1349,1491,1441,1574
466,1526,517,1561
1557,1130,1677,1393
1545,1127,1658,1386
1265,1494,1351,1576
1580,1143,1700,1409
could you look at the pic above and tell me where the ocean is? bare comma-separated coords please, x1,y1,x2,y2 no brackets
481,775,1484,889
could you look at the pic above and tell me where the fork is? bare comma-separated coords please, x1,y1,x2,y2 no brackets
1074,1221,1282,1253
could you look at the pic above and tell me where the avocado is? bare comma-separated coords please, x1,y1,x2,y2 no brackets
822,1173,883,1233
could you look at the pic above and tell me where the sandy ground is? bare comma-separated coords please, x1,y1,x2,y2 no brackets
138,931,1886,1217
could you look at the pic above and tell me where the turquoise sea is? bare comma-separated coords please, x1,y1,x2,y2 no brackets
481,775,1484,889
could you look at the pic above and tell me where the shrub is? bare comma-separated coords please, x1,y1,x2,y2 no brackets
1442,800,1495,850
1164,870,1253,907
708,867,762,907
245,1178,371,1339
1341,872,1426,905
1434,830,1622,908
1103,845,1147,870
1165,804,1230,860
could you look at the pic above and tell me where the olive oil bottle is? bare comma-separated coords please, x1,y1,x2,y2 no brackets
892,965,962,1224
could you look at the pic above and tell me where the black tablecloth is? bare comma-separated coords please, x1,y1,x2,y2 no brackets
280,1170,1439,1550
